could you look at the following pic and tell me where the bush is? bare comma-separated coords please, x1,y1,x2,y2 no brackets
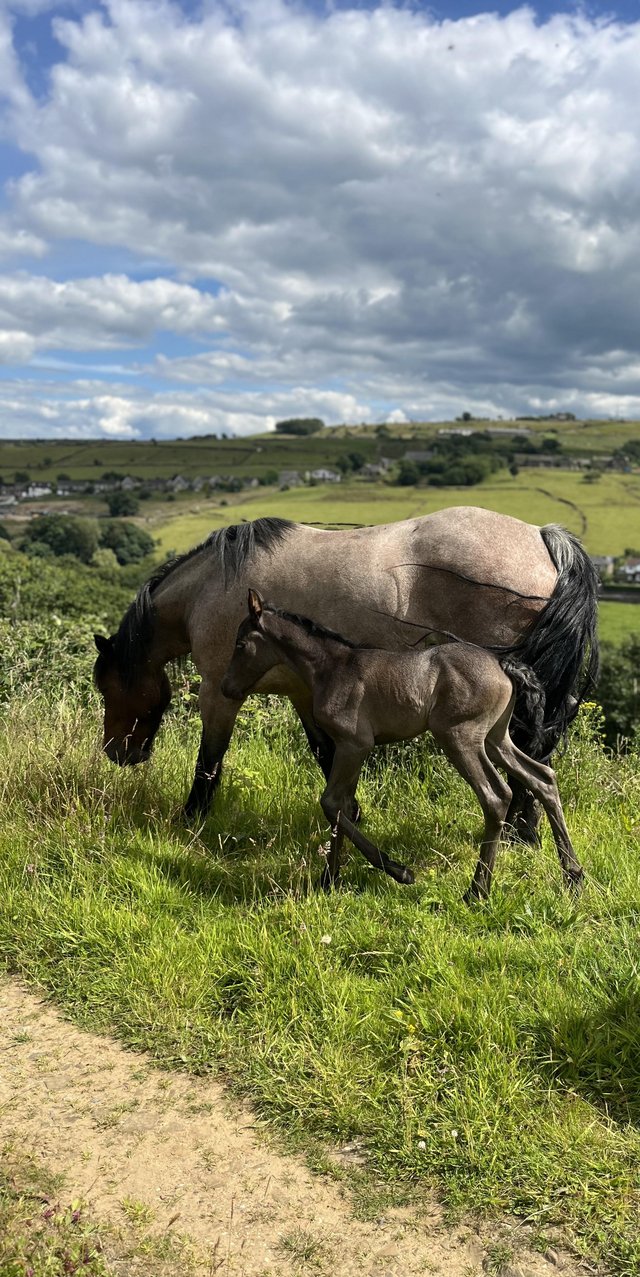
0,547,134,626
597,637,640,747
274,418,324,436
396,460,419,486
99,520,155,566
106,490,140,517
21,514,99,564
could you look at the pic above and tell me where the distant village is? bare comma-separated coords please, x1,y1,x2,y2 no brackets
1,420,638,585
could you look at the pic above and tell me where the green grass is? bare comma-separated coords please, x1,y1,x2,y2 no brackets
1,676,640,1275
1,418,639,483
153,469,640,557
599,603,640,645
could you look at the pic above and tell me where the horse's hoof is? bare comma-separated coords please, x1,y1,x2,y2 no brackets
399,866,415,885
320,867,338,892
462,886,485,906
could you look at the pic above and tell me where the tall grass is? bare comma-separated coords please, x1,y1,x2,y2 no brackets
1,651,640,1273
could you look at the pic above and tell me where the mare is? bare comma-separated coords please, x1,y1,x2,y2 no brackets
93,509,599,838
221,590,584,901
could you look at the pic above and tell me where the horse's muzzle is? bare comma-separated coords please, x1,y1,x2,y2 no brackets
104,739,151,766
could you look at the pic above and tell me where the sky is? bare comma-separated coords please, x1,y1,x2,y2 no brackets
1,0,640,439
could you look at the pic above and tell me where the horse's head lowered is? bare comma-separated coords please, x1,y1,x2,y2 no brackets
93,634,172,765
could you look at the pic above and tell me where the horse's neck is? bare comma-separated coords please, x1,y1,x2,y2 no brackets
147,555,206,666
267,620,337,689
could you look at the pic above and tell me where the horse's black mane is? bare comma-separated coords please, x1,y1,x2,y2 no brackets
264,606,362,649
101,517,294,684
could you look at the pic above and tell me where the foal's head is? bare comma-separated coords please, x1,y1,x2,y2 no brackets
93,634,172,765
220,590,282,701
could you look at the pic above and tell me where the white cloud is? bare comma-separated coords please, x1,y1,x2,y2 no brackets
0,272,226,350
0,375,371,439
2,2,640,432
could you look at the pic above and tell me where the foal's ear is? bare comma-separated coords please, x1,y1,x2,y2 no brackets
247,588,264,625
93,633,113,656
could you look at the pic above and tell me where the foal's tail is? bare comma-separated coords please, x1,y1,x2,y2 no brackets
508,524,600,758
499,657,546,758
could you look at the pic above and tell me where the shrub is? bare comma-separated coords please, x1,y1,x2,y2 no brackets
106,490,140,517
274,418,324,435
99,520,155,566
21,514,99,564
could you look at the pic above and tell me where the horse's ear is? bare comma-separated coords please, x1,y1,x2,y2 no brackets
94,634,113,656
247,589,263,625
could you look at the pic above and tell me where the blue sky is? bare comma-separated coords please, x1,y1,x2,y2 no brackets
2,0,640,437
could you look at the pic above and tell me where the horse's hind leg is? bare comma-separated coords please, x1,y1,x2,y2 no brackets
436,727,512,902
489,736,583,892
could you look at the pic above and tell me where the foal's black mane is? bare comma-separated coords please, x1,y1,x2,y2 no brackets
264,606,362,649
101,517,294,684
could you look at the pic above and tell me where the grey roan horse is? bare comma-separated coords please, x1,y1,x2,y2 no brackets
221,590,584,900
93,508,599,839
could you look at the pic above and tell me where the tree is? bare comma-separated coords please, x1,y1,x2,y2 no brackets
106,490,140,517
396,460,419,486
274,418,325,436
99,520,155,565
22,514,100,564
598,637,640,747
14,471,30,485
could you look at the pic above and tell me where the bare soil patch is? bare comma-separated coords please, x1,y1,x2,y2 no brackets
0,978,588,1276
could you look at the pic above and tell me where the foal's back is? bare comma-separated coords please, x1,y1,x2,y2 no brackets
320,642,515,748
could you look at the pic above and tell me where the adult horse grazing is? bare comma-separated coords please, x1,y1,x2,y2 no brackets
93,509,599,834
221,590,584,901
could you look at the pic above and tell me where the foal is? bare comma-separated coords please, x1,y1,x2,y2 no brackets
221,591,584,901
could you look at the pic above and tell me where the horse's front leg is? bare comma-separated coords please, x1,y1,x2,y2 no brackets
183,681,241,821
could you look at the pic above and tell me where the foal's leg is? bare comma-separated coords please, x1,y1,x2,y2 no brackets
488,736,584,892
319,743,365,890
320,744,414,887
436,727,512,902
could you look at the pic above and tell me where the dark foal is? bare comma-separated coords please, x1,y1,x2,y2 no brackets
221,591,584,902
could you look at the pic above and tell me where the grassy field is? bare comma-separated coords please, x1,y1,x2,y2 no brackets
152,469,640,558
599,602,640,645
1,418,639,483
1,626,640,1275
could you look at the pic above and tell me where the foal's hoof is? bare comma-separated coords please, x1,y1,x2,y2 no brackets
566,868,585,897
397,866,415,886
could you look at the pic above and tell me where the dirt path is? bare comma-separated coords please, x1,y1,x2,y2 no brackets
1,978,585,1277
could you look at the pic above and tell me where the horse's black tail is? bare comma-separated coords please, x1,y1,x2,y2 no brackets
509,524,600,758
499,657,547,758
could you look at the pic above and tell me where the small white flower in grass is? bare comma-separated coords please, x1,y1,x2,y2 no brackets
417,1140,426,1151
320,934,332,945
451,1129,459,1140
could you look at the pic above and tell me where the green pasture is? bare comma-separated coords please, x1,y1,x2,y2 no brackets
599,602,640,646
1,617,640,1274
2,416,640,485
0,432,388,483
153,469,640,558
